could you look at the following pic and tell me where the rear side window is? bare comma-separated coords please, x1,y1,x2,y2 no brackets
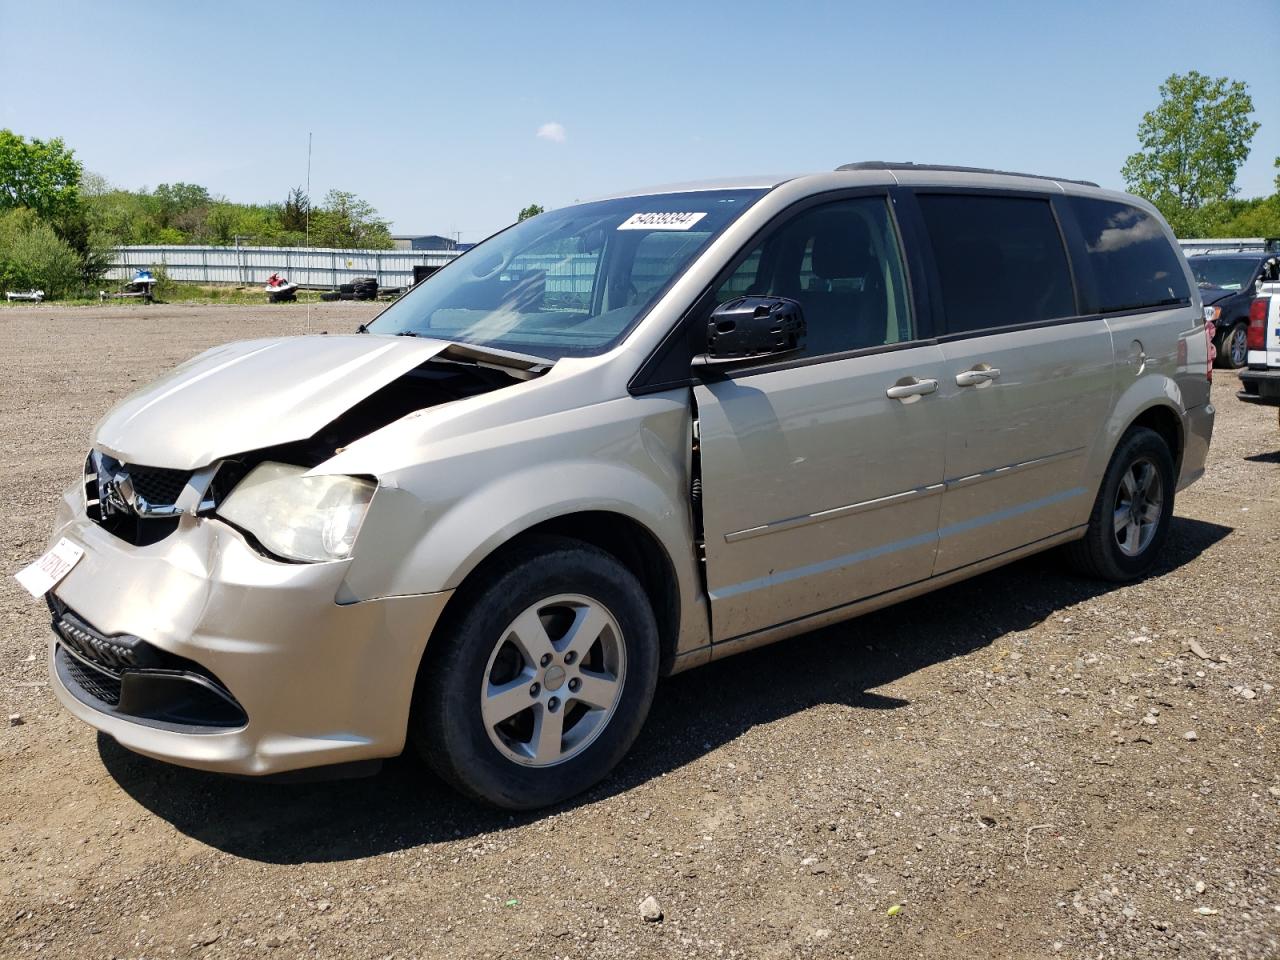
917,194,1075,334
1069,197,1190,313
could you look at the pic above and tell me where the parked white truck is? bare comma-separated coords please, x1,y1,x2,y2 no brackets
1240,278,1280,424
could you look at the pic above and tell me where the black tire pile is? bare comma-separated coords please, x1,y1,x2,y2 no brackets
319,277,379,302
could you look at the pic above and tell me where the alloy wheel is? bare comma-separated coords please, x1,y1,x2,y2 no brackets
480,594,626,767
1113,456,1164,557
1229,325,1248,367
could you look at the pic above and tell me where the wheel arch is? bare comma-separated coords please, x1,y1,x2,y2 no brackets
1127,402,1184,474
1100,369,1189,473
425,508,685,679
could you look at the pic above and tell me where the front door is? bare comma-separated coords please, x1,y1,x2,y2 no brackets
694,195,947,641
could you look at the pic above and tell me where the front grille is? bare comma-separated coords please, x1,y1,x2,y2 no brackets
83,452,197,546
128,465,191,506
60,650,123,705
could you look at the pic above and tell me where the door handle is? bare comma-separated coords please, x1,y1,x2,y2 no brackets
955,366,1001,387
885,377,939,401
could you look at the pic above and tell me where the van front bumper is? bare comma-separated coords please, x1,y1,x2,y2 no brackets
44,487,451,776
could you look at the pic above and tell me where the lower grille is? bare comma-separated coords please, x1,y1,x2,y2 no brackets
60,649,123,705
49,596,248,730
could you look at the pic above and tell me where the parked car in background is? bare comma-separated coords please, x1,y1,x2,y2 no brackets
1239,278,1280,424
21,163,1215,809
1187,252,1280,368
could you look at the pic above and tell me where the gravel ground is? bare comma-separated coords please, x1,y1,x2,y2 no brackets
1,302,1277,960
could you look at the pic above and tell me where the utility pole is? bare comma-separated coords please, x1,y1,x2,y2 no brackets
304,132,313,249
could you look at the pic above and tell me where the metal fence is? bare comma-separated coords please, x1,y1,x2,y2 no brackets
107,244,463,289
1178,237,1280,256
107,243,702,299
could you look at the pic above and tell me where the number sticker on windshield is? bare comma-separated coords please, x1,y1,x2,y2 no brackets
617,212,708,231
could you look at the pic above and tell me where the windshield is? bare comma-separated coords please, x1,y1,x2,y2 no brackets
1189,256,1256,291
367,189,766,358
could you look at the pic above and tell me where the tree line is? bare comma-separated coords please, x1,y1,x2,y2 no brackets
0,129,393,298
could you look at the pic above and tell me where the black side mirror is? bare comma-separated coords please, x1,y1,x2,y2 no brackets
698,296,806,367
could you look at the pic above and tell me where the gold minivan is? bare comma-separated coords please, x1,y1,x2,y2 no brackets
22,163,1215,808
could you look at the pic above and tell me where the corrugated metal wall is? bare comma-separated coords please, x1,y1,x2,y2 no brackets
108,244,690,298
107,245,463,289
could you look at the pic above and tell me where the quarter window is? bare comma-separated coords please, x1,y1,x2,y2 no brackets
1069,197,1190,312
917,194,1076,334
713,197,913,356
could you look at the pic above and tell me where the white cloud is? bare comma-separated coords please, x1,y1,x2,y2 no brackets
536,122,566,143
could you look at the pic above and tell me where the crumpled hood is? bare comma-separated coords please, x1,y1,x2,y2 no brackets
94,335,455,470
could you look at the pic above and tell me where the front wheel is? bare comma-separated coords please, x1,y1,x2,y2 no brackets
1065,426,1175,582
1218,322,1248,369
412,536,659,809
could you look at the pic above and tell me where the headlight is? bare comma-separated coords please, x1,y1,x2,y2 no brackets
1204,305,1221,322
217,462,375,562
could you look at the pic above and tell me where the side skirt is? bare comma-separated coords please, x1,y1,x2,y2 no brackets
668,525,1086,673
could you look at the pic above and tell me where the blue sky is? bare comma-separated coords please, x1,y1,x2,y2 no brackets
2,0,1277,241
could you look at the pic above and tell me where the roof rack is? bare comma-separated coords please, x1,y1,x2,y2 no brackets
835,161,1099,189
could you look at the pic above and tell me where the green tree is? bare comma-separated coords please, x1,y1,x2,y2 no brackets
1122,72,1260,231
518,203,545,222
281,186,310,234
152,182,212,235
308,190,392,248
0,130,82,222
0,207,83,296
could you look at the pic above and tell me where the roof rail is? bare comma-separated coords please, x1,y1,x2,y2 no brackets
836,161,1099,189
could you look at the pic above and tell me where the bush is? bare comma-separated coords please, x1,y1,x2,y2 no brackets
0,208,83,297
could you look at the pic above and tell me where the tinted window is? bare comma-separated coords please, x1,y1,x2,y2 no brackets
712,197,912,356
917,194,1075,334
1070,197,1190,313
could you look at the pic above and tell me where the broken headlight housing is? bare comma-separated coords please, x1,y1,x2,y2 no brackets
216,462,375,563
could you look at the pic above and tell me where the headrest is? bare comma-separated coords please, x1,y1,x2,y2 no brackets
810,215,876,280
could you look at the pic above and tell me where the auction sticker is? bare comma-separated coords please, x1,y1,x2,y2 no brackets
14,538,84,599
617,211,708,231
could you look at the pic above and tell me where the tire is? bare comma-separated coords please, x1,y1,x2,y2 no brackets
412,536,660,809
319,291,339,302
1064,426,1175,582
338,283,355,295
1217,322,1248,369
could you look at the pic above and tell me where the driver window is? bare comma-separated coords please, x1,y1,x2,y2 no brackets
713,197,913,356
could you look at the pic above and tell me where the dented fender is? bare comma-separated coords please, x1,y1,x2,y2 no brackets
332,390,713,657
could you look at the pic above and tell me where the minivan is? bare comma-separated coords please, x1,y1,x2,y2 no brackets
23,163,1215,809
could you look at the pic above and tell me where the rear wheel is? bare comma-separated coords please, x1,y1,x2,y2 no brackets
1065,426,1175,582
412,536,659,809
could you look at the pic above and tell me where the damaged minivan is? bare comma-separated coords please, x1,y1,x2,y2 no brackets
24,164,1214,809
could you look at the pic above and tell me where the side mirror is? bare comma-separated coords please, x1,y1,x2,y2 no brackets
697,296,806,367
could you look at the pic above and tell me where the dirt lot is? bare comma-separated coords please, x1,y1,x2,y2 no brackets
1,302,1277,960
